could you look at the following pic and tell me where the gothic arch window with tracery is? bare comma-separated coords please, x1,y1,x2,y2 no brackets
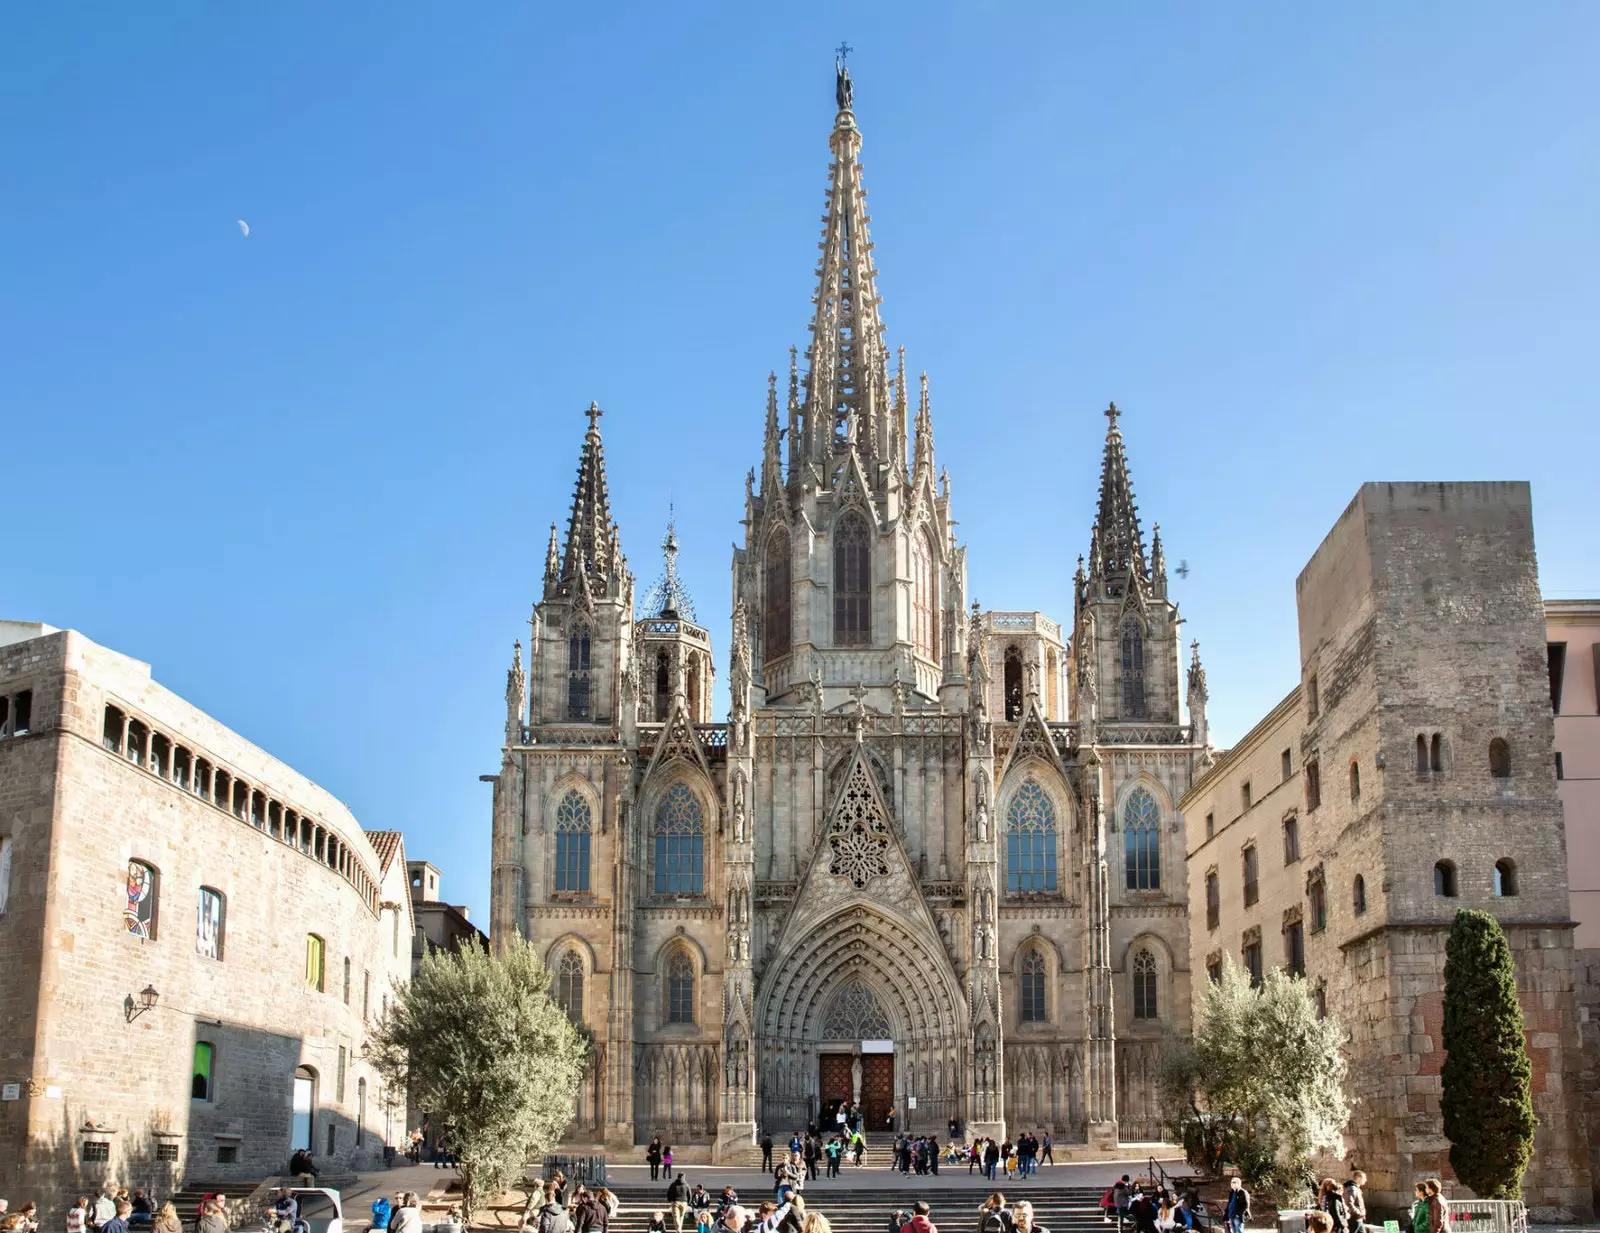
1005,778,1059,894
827,760,892,889
1132,948,1158,1020
1124,787,1161,891
554,790,592,893
666,949,695,1024
765,527,792,663
1020,948,1048,1023
653,782,705,896
654,652,670,721
1121,621,1146,718
821,981,892,1038
556,949,584,1023
834,512,871,647
567,624,592,720
912,529,938,662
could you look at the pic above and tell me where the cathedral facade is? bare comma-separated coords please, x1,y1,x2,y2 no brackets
487,64,1211,1158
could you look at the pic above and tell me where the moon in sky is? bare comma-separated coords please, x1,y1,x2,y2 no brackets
237,219,250,238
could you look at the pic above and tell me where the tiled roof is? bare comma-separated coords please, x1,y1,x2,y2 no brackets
365,829,404,874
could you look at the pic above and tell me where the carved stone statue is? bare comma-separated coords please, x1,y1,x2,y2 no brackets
504,641,526,746
851,1053,863,1101
836,63,854,112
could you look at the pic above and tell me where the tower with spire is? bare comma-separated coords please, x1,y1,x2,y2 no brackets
491,55,1209,1163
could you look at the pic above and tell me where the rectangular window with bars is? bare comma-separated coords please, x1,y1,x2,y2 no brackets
82,1141,110,1163
156,1142,180,1162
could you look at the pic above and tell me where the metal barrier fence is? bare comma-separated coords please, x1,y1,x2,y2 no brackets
1442,1200,1528,1233
542,1155,608,1186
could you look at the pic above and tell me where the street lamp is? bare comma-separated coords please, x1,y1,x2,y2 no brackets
124,985,160,1023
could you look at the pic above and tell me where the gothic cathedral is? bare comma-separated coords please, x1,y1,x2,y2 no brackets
488,62,1212,1159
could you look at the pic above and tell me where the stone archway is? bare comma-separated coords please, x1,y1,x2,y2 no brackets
754,905,967,1134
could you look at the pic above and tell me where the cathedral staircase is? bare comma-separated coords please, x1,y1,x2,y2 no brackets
605,1183,1116,1233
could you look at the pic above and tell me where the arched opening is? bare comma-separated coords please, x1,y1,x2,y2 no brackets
1431,732,1444,772
1494,859,1518,897
1003,645,1023,721
1132,949,1158,1020
567,624,592,720
1489,738,1512,779
1121,621,1146,718
1124,788,1162,891
1349,760,1361,802
654,652,670,721
124,860,159,940
833,512,871,646
291,1066,317,1152
1416,734,1429,773
1353,874,1367,916
686,652,701,720
554,790,592,893
1019,948,1047,1023
1005,778,1058,893
1434,860,1458,898
196,886,225,960
764,527,792,663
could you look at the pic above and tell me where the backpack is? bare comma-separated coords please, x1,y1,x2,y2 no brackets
890,1212,910,1233
540,1205,572,1233
981,1211,1007,1233
370,1200,392,1229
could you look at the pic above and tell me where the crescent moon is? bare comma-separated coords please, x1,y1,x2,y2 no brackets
237,220,250,238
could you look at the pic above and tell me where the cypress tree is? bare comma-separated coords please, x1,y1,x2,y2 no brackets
1441,908,1537,1198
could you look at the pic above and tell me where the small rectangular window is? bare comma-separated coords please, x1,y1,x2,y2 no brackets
1307,674,1319,718
193,1042,214,1101
102,706,125,753
363,970,371,1019
12,691,31,735
1283,817,1300,864
196,888,225,960
1205,871,1219,931
1243,846,1259,907
1205,812,1214,841
1207,960,1222,984
216,1144,238,1165
1310,880,1328,933
1241,781,1252,811
1305,759,1321,810
1243,942,1262,987
1556,752,1565,781
1281,749,1292,781
82,1141,110,1163
156,1142,180,1162
1285,921,1305,977
337,1045,347,1103
306,934,325,991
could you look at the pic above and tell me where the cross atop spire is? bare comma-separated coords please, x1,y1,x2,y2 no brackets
642,506,696,621
559,403,619,591
1105,400,1121,428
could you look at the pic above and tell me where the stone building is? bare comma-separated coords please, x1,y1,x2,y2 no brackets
487,61,1209,1159
1181,485,1593,1220
0,623,414,1203
408,860,488,978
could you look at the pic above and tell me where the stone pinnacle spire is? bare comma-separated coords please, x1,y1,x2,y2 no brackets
912,370,935,484
798,53,891,475
1089,402,1148,590
559,402,618,589
761,371,784,497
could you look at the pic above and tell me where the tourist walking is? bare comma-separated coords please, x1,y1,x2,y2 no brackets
1344,1173,1368,1233
1423,1181,1447,1233
666,1176,690,1233
1223,1179,1250,1233
1011,1203,1047,1233
1039,1134,1053,1167
662,1146,676,1181
68,1198,89,1233
1318,1179,1349,1233
1408,1186,1429,1233
899,1203,938,1233
150,1205,179,1233
977,1194,1011,1233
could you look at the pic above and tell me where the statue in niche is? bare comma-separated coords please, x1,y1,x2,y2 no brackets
851,1053,863,1102
732,773,747,843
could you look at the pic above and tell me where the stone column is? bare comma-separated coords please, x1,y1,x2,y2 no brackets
604,761,637,1150
1081,752,1118,1148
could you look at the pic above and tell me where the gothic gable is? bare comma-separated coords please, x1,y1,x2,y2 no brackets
999,694,1062,782
644,695,710,783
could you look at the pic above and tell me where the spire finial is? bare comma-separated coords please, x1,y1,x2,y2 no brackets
835,43,855,112
586,401,603,432
1105,401,1120,429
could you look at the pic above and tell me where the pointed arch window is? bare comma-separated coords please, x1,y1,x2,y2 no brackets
666,950,695,1024
554,790,592,893
834,512,871,647
1005,778,1058,893
653,782,705,896
1124,787,1162,891
124,860,159,939
912,529,938,662
1019,948,1048,1023
567,624,592,720
686,651,701,720
556,949,584,1023
1132,949,1159,1020
654,652,670,721
1003,645,1023,721
764,527,792,663
1121,622,1146,718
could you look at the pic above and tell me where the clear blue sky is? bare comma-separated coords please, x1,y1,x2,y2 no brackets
6,5,1596,924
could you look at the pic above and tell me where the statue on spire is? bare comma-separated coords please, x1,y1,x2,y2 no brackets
835,42,854,111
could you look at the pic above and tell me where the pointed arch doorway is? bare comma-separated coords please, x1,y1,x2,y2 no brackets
817,981,895,1131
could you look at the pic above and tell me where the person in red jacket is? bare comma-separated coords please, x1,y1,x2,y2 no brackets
899,1202,938,1233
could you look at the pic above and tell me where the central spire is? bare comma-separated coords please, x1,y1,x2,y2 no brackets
559,402,619,590
1089,401,1149,592
798,52,893,477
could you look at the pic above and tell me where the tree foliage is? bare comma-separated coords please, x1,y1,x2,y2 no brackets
1159,956,1349,1196
1441,909,1537,1198
368,936,588,1219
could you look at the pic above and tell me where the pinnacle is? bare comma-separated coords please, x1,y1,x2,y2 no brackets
1090,402,1147,588
559,403,617,589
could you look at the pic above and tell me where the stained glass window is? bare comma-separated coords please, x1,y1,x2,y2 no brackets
765,528,792,663
567,624,591,719
554,790,592,892
1124,787,1161,891
653,782,704,895
667,951,695,1024
1020,949,1047,1022
1005,778,1058,893
306,933,325,991
124,860,158,939
1121,622,1146,717
196,887,225,960
834,512,871,646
